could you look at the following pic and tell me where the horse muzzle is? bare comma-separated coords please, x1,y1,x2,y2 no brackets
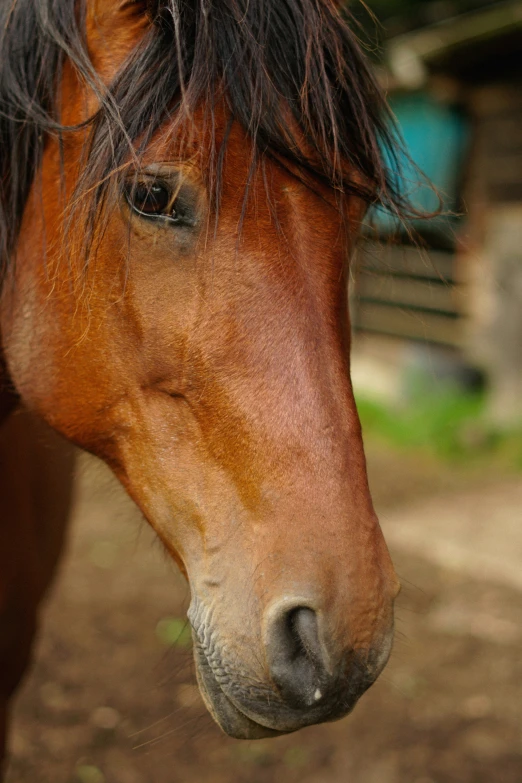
189,598,394,739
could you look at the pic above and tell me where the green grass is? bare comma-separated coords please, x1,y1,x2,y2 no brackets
155,617,193,648
356,391,522,468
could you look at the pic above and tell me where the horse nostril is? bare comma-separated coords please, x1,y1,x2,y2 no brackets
266,605,329,709
289,607,322,665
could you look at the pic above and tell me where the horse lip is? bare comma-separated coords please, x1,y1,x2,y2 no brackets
193,640,285,739
191,632,362,738
187,604,383,737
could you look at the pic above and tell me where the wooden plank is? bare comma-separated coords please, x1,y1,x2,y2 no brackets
480,101,522,203
357,243,455,282
357,274,458,314
354,303,462,347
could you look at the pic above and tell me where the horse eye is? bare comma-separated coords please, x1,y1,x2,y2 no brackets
126,182,177,219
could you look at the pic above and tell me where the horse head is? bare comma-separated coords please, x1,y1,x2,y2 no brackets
0,0,403,738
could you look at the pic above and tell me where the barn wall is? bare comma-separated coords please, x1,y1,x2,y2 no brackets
462,84,522,423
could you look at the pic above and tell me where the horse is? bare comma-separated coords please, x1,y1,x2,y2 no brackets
0,0,408,770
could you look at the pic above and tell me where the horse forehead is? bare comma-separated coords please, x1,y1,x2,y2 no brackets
133,103,356,258
146,110,332,206
144,102,249,167
86,0,149,78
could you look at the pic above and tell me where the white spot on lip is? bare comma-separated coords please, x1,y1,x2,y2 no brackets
314,689,322,701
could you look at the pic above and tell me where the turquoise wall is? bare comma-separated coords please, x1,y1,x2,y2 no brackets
375,92,470,236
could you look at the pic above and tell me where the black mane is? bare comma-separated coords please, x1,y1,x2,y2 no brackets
0,0,411,273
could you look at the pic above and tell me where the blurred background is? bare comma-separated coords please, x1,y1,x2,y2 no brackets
5,2,522,782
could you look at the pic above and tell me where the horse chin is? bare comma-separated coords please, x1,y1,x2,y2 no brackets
193,646,285,740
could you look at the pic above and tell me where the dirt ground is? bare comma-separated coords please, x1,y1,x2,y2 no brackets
4,444,522,783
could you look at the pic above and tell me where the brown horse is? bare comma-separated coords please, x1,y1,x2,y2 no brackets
0,0,408,769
